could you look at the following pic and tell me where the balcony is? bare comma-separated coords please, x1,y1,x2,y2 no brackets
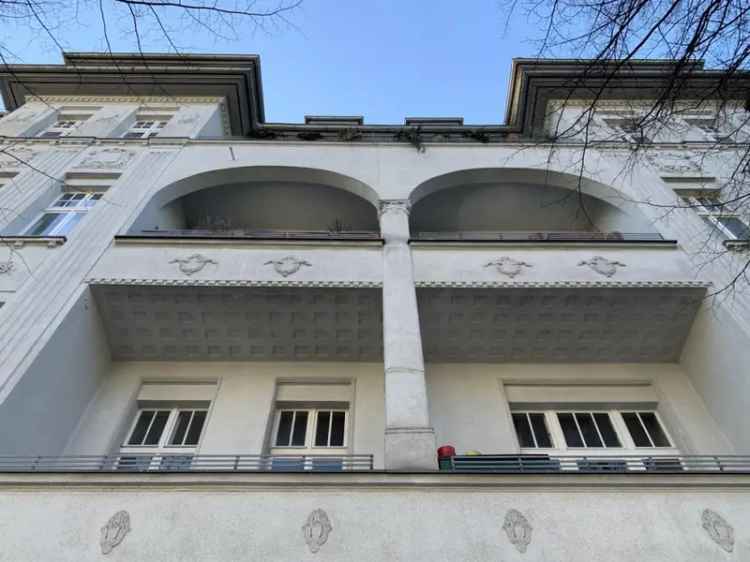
412,231,669,243
129,228,382,242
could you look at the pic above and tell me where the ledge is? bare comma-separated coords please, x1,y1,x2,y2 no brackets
0,236,66,248
114,235,384,247
0,471,749,491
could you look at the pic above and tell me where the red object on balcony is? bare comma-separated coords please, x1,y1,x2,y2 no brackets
437,445,456,459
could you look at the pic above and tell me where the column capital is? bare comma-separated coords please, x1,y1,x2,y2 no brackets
378,199,411,218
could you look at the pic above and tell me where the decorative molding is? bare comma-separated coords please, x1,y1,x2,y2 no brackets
0,110,38,124
578,256,627,277
92,112,121,125
702,508,734,553
302,509,332,554
378,199,410,217
26,94,224,105
415,280,709,289
169,254,218,276
0,147,37,169
77,147,135,170
86,277,382,288
264,256,312,277
100,510,130,555
503,509,532,553
485,257,533,278
177,112,200,125
645,150,702,174
0,261,14,275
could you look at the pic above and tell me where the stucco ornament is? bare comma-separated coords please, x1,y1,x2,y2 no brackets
265,256,311,278
302,509,332,554
0,260,14,275
77,147,135,170
702,508,734,553
170,254,218,276
1,110,37,124
503,509,532,553
645,150,701,174
485,257,533,278
0,147,36,168
378,199,410,217
100,510,131,555
578,256,626,277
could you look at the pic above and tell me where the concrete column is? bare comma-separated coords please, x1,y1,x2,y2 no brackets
379,199,437,470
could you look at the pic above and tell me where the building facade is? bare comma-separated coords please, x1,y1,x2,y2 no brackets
0,53,748,560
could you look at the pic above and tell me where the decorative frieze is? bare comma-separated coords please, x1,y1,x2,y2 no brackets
0,147,37,169
0,261,14,275
265,256,311,277
100,510,131,555
169,254,218,276
503,509,532,553
701,508,734,553
77,147,135,170
485,257,533,278
302,509,333,554
645,150,702,174
378,199,411,217
578,256,627,277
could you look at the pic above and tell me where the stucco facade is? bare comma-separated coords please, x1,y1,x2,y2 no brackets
0,53,748,559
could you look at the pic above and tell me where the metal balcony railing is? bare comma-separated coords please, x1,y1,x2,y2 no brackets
412,231,668,242
0,454,374,473
446,454,750,473
129,229,382,241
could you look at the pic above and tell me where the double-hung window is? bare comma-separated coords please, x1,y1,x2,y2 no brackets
270,407,348,471
39,115,91,138
119,407,208,470
680,192,750,240
24,191,102,236
512,409,677,471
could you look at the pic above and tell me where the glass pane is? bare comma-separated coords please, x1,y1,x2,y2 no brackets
275,411,293,446
639,412,671,447
169,410,192,445
291,411,308,446
144,410,169,445
40,131,63,138
529,414,552,447
184,410,207,445
718,217,750,239
314,411,330,447
124,132,144,139
311,457,343,471
330,412,346,446
576,413,603,447
593,413,621,447
557,413,584,447
27,213,64,235
270,457,305,471
622,412,651,447
512,413,535,448
127,411,154,445
55,212,84,235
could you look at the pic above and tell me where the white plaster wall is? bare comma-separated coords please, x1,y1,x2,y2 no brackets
64,361,386,468
0,482,747,561
0,243,64,294
0,286,111,455
426,363,733,456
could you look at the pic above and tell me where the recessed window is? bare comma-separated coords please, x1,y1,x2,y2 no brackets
680,192,750,240
512,409,674,452
118,407,208,471
39,115,91,138
23,191,103,236
685,118,731,142
274,408,347,448
123,117,171,139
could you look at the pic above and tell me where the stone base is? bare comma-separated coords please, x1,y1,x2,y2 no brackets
385,427,438,470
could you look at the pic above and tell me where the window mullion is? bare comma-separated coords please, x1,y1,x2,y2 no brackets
182,410,196,446
571,412,587,447
527,413,538,448
591,411,607,448
327,410,333,447
635,412,656,447
141,410,157,446
289,411,296,447
611,411,635,449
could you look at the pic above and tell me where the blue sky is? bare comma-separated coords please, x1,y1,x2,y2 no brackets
2,1,539,123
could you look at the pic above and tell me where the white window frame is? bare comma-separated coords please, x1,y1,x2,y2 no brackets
118,407,208,470
38,114,91,138
23,191,103,236
684,117,732,143
271,408,349,451
680,192,750,240
123,117,171,139
512,409,678,458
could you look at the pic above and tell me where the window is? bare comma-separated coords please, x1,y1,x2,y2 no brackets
23,191,103,236
39,116,90,138
680,192,750,240
123,118,171,139
603,118,651,144
685,118,732,142
512,409,674,453
273,408,347,448
119,407,208,471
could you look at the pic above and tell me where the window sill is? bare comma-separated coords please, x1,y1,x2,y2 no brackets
0,236,66,248
723,239,750,251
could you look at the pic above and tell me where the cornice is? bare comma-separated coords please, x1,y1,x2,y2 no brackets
86,278,382,288
414,280,710,289
26,94,225,105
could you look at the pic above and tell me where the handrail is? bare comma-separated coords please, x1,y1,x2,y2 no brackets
448,454,750,473
413,231,667,242
0,454,374,473
132,229,382,240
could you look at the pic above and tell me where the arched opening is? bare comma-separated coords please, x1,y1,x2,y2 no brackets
409,168,658,240
129,166,380,238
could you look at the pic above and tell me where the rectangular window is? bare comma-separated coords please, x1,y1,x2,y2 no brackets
23,191,102,236
273,408,347,449
39,116,91,138
680,192,750,240
512,409,673,453
685,118,731,142
123,117,171,139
